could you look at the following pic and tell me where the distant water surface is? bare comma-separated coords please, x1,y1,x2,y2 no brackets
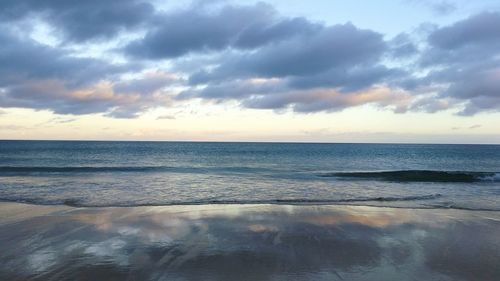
0,141,499,210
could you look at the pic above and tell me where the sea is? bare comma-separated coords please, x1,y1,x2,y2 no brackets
0,141,499,210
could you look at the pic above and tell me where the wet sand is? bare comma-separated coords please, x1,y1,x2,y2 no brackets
0,203,499,281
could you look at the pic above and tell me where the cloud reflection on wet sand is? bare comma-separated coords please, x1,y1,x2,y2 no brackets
0,203,499,281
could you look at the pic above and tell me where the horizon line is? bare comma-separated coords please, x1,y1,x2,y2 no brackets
1,139,499,146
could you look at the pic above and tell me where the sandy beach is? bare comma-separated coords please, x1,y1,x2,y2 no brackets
0,202,499,281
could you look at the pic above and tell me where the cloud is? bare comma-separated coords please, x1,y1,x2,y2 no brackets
156,115,176,120
0,27,181,117
0,30,170,117
409,97,452,113
2,80,131,115
189,23,387,84
178,78,286,100
47,117,77,124
1,75,176,118
0,1,499,118
453,124,482,130
125,3,320,59
422,11,500,66
428,11,500,49
184,80,411,113
243,87,411,113
406,0,457,15
0,0,155,42
0,30,119,86
0,31,127,87
112,72,180,95
0,125,29,130
411,12,500,115
388,33,419,58
287,65,403,92
178,18,407,113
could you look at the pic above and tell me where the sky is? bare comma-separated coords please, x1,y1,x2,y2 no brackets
0,0,499,143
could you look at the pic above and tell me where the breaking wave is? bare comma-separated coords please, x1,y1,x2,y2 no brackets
320,170,500,183
0,194,444,207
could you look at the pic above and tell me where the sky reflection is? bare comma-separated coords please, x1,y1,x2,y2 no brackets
0,203,499,281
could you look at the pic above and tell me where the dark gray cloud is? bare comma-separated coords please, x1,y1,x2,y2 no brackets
389,33,419,58
234,17,321,49
178,79,286,100
0,32,128,88
428,11,500,51
412,12,500,115
182,79,410,114
0,31,175,117
420,12,500,68
2,80,121,116
287,66,403,92
126,3,403,115
0,0,154,42
189,23,387,84
406,0,457,15
113,72,179,95
180,21,403,113
409,97,451,113
125,3,320,59
0,0,499,117
245,88,410,113
1,76,175,118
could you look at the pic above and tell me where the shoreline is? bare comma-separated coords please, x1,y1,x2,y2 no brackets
1,202,499,280
1,199,498,212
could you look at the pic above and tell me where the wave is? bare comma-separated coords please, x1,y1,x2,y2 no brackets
3,194,499,211
0,165,284,175
320,170,500,183
2,167,498,183
0,194,443,207
0,166,171,173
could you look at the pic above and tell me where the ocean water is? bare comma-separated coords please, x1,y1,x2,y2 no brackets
0,141,499,210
